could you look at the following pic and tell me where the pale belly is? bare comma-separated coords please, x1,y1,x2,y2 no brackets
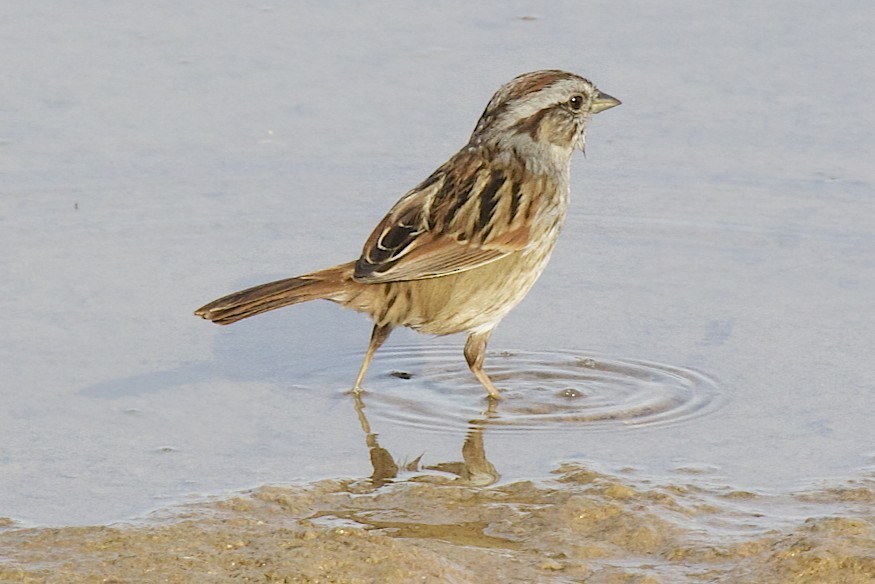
364,245,555,335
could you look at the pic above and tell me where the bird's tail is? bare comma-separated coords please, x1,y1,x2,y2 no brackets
195,262,356,325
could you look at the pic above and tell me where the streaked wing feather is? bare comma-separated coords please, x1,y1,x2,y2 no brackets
354,151,534,283
355,235,507,283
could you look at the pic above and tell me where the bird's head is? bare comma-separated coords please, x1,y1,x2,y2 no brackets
471,70,620,162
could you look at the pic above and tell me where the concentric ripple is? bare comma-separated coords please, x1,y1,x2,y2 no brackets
357,346,723,434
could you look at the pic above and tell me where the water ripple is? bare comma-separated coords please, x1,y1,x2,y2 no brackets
357,346,723,435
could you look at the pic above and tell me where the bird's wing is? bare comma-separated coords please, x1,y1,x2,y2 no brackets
354,151,539,283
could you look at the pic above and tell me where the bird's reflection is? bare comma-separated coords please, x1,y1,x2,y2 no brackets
352,391,500,487
352,391,399,486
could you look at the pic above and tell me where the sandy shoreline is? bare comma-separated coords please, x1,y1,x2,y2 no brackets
2,466,873,583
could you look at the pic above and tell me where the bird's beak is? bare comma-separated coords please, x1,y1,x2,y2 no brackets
591,91,621,114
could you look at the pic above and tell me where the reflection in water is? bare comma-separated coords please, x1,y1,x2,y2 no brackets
353,391,500,487
353,391,399,486
347,346,725,491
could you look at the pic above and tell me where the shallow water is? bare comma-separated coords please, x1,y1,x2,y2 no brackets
1,0,874,580
345,346,722,433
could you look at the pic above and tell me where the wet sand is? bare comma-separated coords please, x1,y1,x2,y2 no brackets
2,465,873,583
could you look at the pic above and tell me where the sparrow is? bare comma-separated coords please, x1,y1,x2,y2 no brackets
196,70,620,399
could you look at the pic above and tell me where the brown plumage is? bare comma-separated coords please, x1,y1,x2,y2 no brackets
195,70,620,399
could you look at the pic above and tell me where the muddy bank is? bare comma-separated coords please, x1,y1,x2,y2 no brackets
1,465,873,583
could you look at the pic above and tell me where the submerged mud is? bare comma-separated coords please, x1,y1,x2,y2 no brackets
1,465,873,583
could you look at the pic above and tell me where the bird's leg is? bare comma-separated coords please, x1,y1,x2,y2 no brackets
353,323,393,392
464,330,502,400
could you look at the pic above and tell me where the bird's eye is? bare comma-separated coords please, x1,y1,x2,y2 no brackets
568,95,584,111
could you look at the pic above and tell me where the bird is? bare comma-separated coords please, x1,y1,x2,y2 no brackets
195,69,620,399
